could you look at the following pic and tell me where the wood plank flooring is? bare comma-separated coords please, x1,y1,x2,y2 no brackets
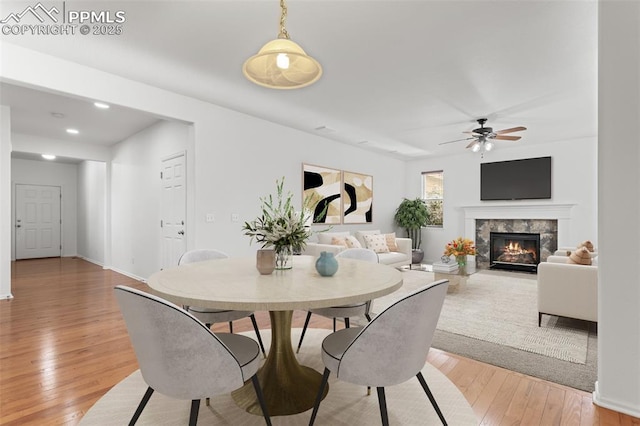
1,257,638,425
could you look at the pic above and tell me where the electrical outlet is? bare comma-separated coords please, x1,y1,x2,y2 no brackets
231,213,239,222
206,213,215,222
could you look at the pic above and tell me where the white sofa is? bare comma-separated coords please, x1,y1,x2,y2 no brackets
537,255,598,326
302,230,412,269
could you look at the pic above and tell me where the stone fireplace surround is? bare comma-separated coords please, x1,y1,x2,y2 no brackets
461,204,574,269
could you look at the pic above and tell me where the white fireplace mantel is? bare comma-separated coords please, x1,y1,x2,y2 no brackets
461,203,575,246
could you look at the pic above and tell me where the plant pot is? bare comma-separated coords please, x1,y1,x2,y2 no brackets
412,249,424,265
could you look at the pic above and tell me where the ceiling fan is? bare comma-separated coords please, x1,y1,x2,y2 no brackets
439,118,527,154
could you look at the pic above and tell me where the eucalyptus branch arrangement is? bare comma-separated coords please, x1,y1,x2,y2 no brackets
242,177,314,254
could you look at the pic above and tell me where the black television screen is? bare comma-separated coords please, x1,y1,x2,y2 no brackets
480,157,552,200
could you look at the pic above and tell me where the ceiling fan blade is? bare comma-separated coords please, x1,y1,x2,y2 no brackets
438,137,475,145
496,126,527,134
465,140,478,149
494,135,521,141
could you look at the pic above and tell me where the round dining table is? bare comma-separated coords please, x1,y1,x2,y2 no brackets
146,255,403,416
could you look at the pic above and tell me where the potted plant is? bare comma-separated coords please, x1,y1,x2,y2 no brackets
243,177,313,270
394,198,430,264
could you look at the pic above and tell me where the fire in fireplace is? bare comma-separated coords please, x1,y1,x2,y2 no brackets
489,232,540,272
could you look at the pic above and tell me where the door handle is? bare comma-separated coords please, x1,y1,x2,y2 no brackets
15,224,21,228
178,230,184,235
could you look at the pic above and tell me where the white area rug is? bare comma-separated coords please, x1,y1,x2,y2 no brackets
80,329,477,425
371,270,589,364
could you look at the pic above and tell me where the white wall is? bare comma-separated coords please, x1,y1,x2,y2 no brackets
595,1,640,417
404,137,597,264
0,106,11,299
77,160,106,266
110,120,189,279
12,133,111,162
11,158,79,258
190,109,406,259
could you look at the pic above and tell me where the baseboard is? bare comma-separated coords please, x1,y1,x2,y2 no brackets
75,255,104,268
1,293,14,300
107,266,146,283
593,381,640,418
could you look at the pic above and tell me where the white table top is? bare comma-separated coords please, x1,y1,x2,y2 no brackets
147,255,403,311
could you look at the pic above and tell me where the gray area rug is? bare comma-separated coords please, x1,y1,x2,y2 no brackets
372,269,597,392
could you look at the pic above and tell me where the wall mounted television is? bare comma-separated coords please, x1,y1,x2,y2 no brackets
480,156,552,201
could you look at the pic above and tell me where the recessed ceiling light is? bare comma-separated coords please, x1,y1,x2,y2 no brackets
66,128,79,134
94,102,110,109
42,154,56,160
51,112,65,119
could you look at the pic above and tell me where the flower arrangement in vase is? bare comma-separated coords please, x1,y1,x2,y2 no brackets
243,177,314,270
443,237,477,273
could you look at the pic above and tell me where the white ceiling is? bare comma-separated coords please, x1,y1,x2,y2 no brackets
0,0,598,160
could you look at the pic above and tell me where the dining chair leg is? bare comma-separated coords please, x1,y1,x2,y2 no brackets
189,399,200,426
344,317,350,328
365,313,372,322
416,372,447,425
376,387,390,426
250,314,267,357
332,318,337,332
296,311,313,353
229,321,234,333
308,368,331,426
251,375,273,426
129,386,154,426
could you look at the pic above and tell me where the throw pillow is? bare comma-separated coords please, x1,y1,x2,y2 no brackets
344,235,362,249
317,231,350,245
363,234,390,253
577,240,595,252
568,247,592,265
330,237,348,247
385,233,398,252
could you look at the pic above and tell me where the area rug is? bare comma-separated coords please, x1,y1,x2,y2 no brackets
80,329,478,425
370,269,597,392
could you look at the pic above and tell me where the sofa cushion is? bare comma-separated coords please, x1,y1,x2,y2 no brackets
377,251,408,265
344,236,362,248
355,230,381,247
385,233,398,252
568,247,592,265
330,236,348,248
363,234,390,253
317,231,350,245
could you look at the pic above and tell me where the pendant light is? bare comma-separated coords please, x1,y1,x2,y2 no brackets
243,0,322,89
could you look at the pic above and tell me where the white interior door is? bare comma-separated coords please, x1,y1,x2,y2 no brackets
160,153,186,270
15,184,62,259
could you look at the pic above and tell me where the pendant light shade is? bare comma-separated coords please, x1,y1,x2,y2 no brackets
243,0,322,89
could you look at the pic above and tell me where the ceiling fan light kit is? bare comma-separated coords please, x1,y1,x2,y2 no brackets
243,0,322,89
439,118,526,156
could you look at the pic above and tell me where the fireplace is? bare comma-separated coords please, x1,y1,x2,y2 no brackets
489,232,540,273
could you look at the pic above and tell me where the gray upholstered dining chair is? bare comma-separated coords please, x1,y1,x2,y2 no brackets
308,279,450,426
296,248,379,353
178,249,266,357
114,285,272,426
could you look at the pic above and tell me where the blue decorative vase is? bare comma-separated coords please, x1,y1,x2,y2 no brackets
316,251,339,277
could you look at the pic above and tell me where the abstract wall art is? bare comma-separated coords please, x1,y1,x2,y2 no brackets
342,170,373,224
302,164,342,224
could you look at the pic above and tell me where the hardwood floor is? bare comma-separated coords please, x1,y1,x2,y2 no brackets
1,257,637,425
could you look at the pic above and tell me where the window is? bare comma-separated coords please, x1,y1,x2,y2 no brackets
422,170,443,226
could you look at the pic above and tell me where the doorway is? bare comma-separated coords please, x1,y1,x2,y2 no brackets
15,184,62,259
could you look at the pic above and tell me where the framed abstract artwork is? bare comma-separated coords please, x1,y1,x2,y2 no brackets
302,164,342,224
342,170,373,224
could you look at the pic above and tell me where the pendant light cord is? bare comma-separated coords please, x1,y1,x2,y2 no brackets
278,0,290,39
